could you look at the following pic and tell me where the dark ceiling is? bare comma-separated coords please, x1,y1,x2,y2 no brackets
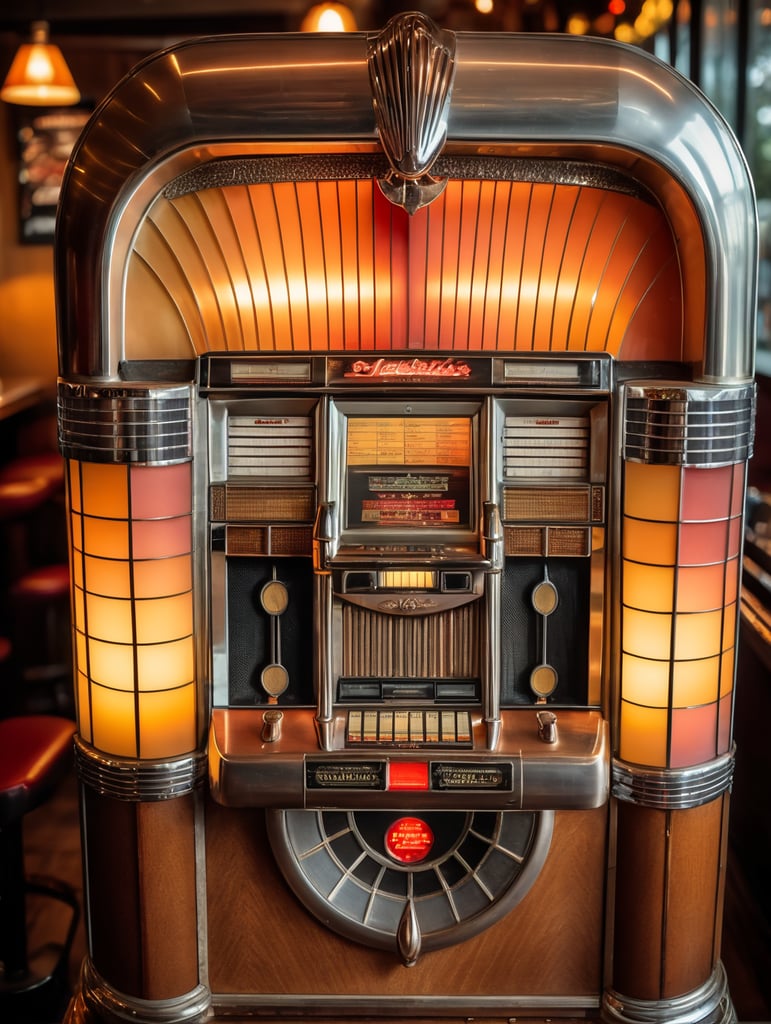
0,1,645,108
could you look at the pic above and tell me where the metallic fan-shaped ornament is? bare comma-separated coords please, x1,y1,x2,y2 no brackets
368,12,456,214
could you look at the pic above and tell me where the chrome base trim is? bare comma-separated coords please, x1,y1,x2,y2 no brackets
612,751,734,809
75,736,207,801
78,958,211,1024
602,962,736,1024
58,380,192,464
212,991,600,1015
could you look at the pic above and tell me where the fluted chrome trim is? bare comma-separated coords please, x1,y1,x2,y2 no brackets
58,381,192,465
602,962,736,1024
368,12,456,212
79,958,210,1024
623,383,755,466
75,736,206,801
611,750,734,809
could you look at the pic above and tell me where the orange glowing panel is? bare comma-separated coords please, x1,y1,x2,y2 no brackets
67,460,196,760
619,462,745,768
127,173,683,358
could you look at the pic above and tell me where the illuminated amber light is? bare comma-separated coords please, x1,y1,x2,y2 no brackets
300,3,357,32
619,462,743,768
1,21,80,106
67,460,196,759
127,178,687,362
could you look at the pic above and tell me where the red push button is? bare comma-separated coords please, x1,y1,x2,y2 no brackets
385,816,435,863
387,761,429,791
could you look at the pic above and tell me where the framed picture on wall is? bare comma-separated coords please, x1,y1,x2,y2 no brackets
13,104,92,244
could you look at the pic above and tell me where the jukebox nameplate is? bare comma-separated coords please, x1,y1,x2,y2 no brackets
305,760,515,793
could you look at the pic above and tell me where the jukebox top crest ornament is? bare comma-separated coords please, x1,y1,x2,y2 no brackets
368,13,456,213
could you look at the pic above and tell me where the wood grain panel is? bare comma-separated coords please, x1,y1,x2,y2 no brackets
612,798,728,1002
136,795,200,999
204,800,607,1005
81,789,200,1001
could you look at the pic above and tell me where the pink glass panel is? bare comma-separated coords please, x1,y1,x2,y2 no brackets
723,602,738,650
670,702,719,767
727,516,742,558
130,463,192,518
675,564,726,613
131,516,191,558
680,465,732,520
720,646,735,698
723,557,739,605
678,520,729,566
717,693,732,755
730,463,746,516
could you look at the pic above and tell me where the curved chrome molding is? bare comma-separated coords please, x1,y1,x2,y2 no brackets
612,750,734,809
602,962,736,1024
75,736,207,801
58,381,192,465
623,382,756,466
164,153,649,200
78,958,211,1024
368,12,456,212
56,13,756,382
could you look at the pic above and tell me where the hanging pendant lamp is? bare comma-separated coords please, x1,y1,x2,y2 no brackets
1,21,80,106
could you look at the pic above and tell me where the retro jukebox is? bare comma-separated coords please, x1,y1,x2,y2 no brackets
55,13,756,1024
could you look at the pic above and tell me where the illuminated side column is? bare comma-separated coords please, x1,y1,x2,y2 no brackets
58,382,209,1024
603,383,754,1024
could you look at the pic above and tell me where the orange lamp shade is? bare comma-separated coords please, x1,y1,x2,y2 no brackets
0,22,80,106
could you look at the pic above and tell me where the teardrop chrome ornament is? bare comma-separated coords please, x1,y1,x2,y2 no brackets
368,12,456,214
396,895,422,967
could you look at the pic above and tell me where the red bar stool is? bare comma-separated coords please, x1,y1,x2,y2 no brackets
0,476,56,586
0,715,79,1021
0,452,67,570
0,452,65,489
8,565,73,717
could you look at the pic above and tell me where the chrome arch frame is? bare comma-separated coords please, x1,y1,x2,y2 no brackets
55,22,756,385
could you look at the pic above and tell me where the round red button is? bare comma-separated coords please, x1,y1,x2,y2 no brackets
384,816,435,864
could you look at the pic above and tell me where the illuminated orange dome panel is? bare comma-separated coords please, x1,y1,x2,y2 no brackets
126,175,683,361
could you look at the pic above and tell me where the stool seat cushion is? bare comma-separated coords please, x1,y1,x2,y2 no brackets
0,453,64,487
0,716,76,826
0,477,54,519
10,563,71,600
